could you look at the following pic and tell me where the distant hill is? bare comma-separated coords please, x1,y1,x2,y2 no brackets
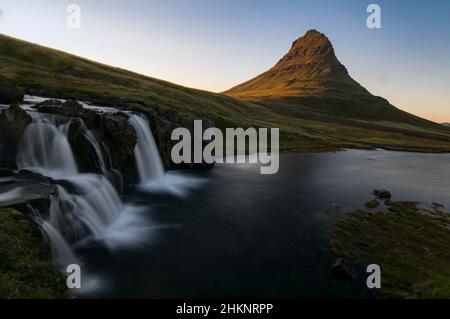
442,123,450,127
225,30,444,130
2,32,450,153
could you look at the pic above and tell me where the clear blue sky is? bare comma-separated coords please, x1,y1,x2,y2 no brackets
0,0,449,122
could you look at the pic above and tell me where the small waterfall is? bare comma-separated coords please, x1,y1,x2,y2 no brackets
16,115,127,266
83,128,123,189
40,221,79,268
128,114,165,183
17,118,78,177
83,130,108,176
128,113,204,196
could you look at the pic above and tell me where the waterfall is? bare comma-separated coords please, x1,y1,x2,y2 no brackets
83,128,123,189
40,221,79,268
128,114,165,183
17,118,78,177
83,130,108,176
128,113,204,196
13,99,196,274
16,115,128,267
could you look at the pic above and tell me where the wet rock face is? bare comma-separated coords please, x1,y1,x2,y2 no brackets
0,76,24,104
0,170,57,215
0,103,32,169
37,99,138,185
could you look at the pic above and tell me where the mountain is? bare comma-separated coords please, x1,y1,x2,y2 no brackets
226,30,368,99
442,123,450,127
224,30,441,128
2,32,450,153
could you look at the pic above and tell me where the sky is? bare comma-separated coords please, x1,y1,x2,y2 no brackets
0,0,449,122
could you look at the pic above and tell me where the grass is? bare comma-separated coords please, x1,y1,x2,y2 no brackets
2,33,450,152
331,201,450,298
0,208,67,299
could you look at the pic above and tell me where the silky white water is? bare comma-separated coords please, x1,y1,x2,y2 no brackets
128,114,165,183
16,115,143,269
17,118,78,177
128,113,204,196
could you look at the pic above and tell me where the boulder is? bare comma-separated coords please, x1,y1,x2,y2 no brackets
373,189,392,199
0,76,24,104
0,170,57,215
0,103,32,169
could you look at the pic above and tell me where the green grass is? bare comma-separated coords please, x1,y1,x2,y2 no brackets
0,208,67,299
2,33,450,152
331,201,450,298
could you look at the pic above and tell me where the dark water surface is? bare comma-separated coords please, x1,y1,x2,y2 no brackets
78,149,450,298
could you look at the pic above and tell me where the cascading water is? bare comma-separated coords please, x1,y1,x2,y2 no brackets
16,115,129,267
128,113,204,196
82,127,123,190
17,117,78,177
128,114,165,183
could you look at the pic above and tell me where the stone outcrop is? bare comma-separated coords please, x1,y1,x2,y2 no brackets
0,169,57,214
0,75,24,104
0,103,32,169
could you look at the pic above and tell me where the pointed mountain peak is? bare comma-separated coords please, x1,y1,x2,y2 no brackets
225,30,369,100
293,29,332,48
276,30,336,67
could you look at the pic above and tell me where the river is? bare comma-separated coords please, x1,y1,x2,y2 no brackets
76,149,450,298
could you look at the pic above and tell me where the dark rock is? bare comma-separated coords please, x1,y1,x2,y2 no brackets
373,189,392,199
0,103,32,169
36,99,81,116
0,75,24,104
0,169,14,177
0,170,57,214
331,257,356,280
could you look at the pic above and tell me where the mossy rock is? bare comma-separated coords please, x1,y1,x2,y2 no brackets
0,208,67,299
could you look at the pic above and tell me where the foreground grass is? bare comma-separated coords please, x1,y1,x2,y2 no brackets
331,201,450,298
0,208,67,299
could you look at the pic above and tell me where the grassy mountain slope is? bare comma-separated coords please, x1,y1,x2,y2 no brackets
2,33,450,152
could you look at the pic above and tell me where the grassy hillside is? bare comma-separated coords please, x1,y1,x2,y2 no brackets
2,33,450,153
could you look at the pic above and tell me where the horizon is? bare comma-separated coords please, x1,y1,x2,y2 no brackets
0,0,449,122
